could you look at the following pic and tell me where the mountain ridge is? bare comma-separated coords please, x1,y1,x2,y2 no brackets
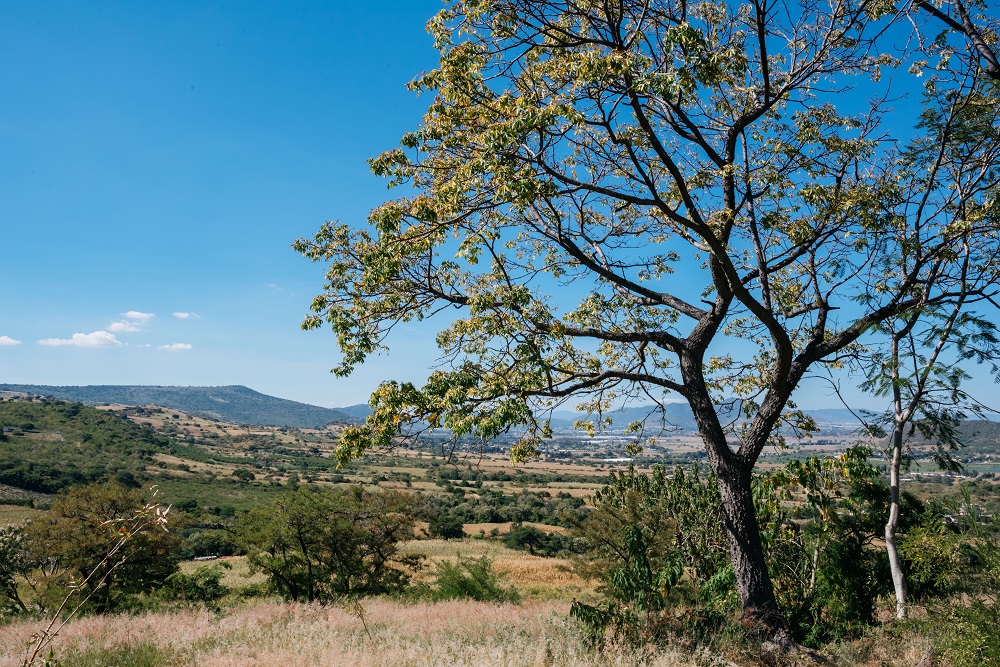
0,384,352,429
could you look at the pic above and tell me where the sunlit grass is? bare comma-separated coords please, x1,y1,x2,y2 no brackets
0,599,698,667
0,503,44,527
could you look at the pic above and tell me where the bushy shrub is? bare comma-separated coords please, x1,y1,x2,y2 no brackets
162,563,230,606
23,483,182,614
428,514,464,540
504,525,578,556
415,555,520,603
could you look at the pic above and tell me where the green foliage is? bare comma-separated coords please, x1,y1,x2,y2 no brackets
428,514,464,540
0,524,34,615
573,451,911,647
425,486,587,528
0,400,168,493
571,463,731,645
575,463,729,587
161,564,230,606
504,524,576,556
900,517,964,599
235,486,422,602
22,483,182,614
762,447,899,644
934,602,1000,667
414,555,520,603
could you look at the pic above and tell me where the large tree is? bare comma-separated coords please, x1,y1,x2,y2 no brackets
298,0,1000,634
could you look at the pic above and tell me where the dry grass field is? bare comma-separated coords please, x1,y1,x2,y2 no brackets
0,599,702,667
182,539,595,602
0,504,43,527
399,539,595,600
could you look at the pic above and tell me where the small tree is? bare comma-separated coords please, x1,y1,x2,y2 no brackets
235,486,422,602
24,482,181,613
428,513,465,540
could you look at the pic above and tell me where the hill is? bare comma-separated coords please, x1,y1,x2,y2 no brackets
0,398,172,493
0,384,352,429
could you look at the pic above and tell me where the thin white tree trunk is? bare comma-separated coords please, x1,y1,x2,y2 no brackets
886,425,908,619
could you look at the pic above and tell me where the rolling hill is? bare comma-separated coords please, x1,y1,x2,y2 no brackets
0,384,352,429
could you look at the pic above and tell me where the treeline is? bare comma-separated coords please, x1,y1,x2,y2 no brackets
0,482,523,619
3,449,1000,665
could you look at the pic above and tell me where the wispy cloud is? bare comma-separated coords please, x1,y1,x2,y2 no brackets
0,335,21,346
108,310,155,333
172,312,200,319
38,331,123,348
158,343,193,351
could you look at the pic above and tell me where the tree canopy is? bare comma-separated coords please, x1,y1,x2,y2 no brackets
298,0,1000,633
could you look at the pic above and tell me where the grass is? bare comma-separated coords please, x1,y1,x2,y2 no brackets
400,539,595,601
177,557,268,590
0,599,699,667
0,504,44,527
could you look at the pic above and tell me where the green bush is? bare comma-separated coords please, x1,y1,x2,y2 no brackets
428,514,464,540
162,563,230,606
416,555,520,603
936,601,1000,667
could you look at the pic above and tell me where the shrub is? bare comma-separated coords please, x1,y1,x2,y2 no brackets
162,564,230,606
23,483,182,614
428,514,464,540
416,555,520,603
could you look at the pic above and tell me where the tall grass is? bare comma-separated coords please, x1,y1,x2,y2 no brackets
0,600,697,667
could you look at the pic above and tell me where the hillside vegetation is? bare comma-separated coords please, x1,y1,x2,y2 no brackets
0,384,353,428
0,399,170,493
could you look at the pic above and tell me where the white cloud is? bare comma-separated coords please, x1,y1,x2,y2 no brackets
172,312,200,319
38,331,123,348
0,336,21,346
107,310,155,333
158,343,193,352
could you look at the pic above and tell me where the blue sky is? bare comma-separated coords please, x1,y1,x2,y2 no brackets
1,1,446,407
1,2,995,413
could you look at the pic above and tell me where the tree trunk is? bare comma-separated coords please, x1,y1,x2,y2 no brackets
714,461,787,632
886,426,908,619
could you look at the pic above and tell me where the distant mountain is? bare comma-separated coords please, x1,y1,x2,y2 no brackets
0,384,353,429
550,402,698,431
336,404,374,421
548,404,868,433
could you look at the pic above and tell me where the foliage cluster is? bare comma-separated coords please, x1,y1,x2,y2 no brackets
570,450,1000,651
1,483,181,617
424,485,587,528
408,555,521,603
233,486,422,602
